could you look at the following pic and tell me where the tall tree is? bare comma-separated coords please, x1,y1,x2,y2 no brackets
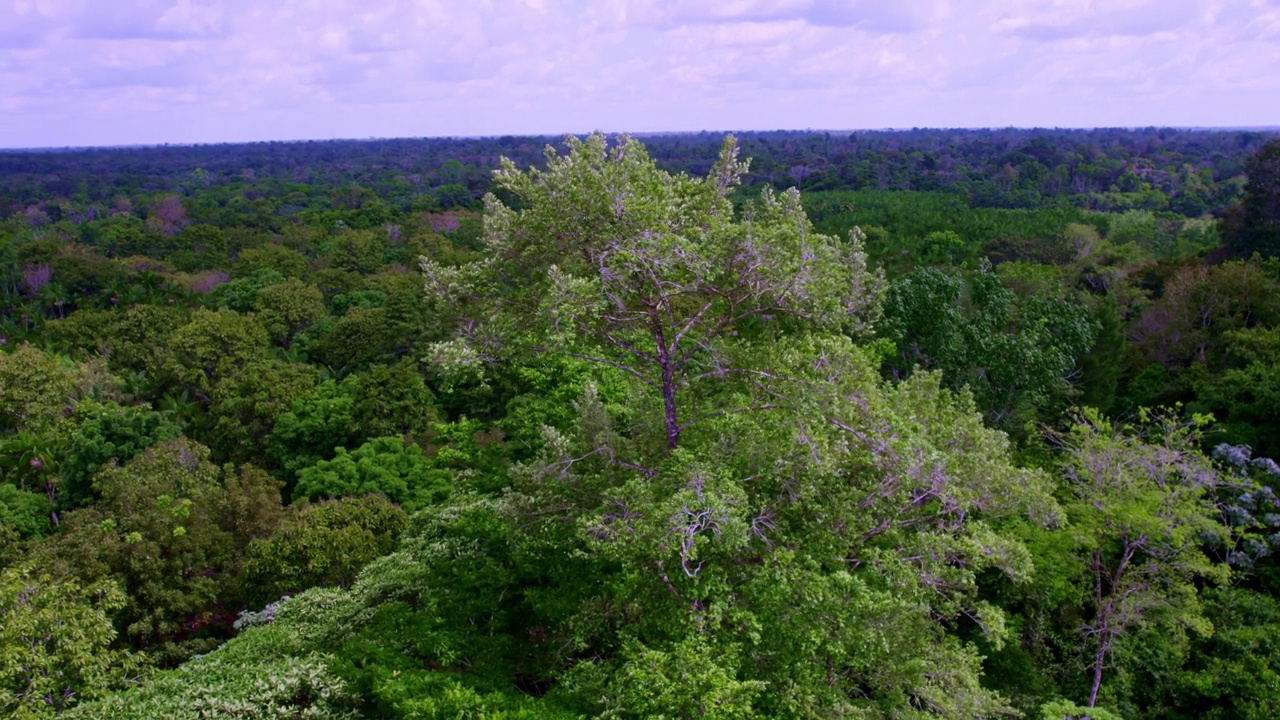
422,133,882,454
1222,140,1280,258
1060,411,1229,708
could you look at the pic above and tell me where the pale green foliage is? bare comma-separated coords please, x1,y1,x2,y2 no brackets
1061,410,1232,707
62,624,355,720
527,336,1051,717
165,308,271,402
0,343,76,433
0,565,149,718
254,277,327,347
596,637,766,719
423,133,883,449
1039,699,1124,720
239,495,406,603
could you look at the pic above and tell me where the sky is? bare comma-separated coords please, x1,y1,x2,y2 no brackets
1,0,1278,148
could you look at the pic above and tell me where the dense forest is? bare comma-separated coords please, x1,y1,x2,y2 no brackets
2,127,1280,719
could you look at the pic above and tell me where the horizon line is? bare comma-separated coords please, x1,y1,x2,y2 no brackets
3,125,1279,154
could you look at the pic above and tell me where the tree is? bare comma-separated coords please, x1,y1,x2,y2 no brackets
58,400,182,508
43,439,280,646
164,309,271,404
376,135,1053,716
207,360,319,464
267,380,360,484
232,244,308,279
0,565,148,718
1222,140,1280,258
1193,326,1280,458
1059,411,1230,708
1130,260,1280,372
292,437,450,512
344,359,437,440
238,495,406,604
0,344,76,433
253,277,326,348
329,229,389,274
0,485,54,563
306,305,398,371
881,267,1095,430
422,133,882,452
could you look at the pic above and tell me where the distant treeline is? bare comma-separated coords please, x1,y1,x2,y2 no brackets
2,128,1275,218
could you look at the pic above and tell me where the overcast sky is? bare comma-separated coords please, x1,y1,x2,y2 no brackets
1,0,1277,148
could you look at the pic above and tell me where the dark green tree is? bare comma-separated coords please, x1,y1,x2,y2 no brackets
1222,140,1280,258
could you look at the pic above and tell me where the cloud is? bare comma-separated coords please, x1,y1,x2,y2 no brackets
0,1,67,49
72,62,197,90
994,0,1200,40
67,0,228,40
632,0,946,32
0,0,1275,147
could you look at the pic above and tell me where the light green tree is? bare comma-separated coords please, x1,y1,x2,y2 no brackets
1060,410,1230,708
422,133,882,453
253,277,326,348
165,309,271,403
0,565,149,718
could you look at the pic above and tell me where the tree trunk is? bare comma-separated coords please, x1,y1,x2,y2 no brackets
1088,637,1107,707
662,361,679,450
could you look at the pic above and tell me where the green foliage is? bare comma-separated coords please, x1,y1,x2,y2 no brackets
590,637,765,719
0,343,76,433
240,495,406,604
165,308,271,402
803,189,1089,270
43,439,279,645
253,277,327,347
0,485,54,555
208,359,319,463
1192,326,1280,457
267,367,435,484
1058,410,1231,708
59,400,181,508
0,426,67,496
293,437,450,511
1038,699,1124,720
1151,586,1280,720
1132,260,1280,372
306,305,397,371
268,380,359,483
345,359,438,440
329,228,390,274
1222,140,1280,258
45,304,187,377
0,565,149,718
882,267,1096,430
10,132,1280,720
234,243,309,279
63,624,356,720
423,133,882,450
205,267,285,312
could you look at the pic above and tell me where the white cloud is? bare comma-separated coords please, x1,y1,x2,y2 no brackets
0,0,1275,147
